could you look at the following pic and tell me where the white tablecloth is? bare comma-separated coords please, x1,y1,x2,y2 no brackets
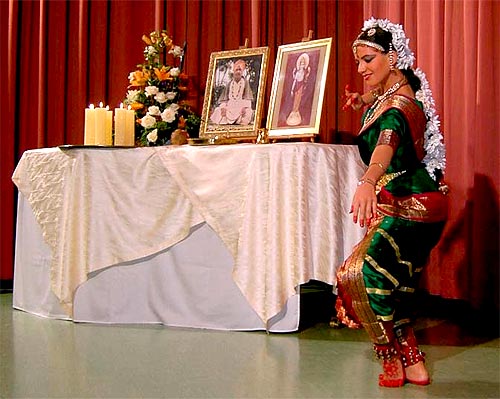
12,143,365,330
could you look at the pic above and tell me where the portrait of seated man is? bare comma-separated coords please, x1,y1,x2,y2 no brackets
210,59,254,125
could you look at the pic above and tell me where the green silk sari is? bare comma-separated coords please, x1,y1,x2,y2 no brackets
336,95,447,344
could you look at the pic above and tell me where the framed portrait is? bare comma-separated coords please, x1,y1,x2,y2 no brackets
266,38,332,139
200,46,270,139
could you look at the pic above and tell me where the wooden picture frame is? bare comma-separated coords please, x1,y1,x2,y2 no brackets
266,38,332,139
200,47,270,139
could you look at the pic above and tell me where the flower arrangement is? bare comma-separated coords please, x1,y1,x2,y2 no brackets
124,30,200,146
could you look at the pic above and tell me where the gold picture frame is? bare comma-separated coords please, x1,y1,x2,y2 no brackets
200,46,270,139
266,38,332,139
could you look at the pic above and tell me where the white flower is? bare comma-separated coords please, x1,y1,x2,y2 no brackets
141,114,157,128
154,92,168,103
166,91,177,100
126,89,140,102
161,107,177,123
146,45,157,57
169,67,180,77
147,106,161,116
145,86,159,97
169,46,184,58
169,103,180,112
147,129,158,143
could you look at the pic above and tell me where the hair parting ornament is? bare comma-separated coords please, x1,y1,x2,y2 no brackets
354,17,446,179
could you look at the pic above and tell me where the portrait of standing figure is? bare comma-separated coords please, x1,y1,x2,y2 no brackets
277,49,319,128
266,38,332,139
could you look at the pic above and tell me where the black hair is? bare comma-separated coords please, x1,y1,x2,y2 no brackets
355,26,421,92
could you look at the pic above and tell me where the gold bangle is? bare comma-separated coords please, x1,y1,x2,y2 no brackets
369,162,386,171
357,178,376,186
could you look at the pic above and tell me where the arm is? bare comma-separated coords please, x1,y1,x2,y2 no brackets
343,85,381,111
351,144,392,227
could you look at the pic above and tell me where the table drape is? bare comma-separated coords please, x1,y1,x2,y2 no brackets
12,143,365,324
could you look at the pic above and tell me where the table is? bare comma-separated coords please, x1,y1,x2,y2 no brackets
12,143,365,331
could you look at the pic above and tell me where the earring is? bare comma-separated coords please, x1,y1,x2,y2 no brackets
389,44,395,70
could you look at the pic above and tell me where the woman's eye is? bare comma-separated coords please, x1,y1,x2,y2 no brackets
364,56,375,63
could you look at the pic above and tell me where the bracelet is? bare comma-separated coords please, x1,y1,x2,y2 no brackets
357,178,376,186
369,162,386,171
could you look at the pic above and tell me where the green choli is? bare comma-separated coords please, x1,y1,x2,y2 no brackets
358,102,439,196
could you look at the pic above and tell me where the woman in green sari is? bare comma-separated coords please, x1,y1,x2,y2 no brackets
336,18,448,388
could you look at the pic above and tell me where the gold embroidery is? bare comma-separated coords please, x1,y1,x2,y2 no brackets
397,286,415,293
377,314,395,322
377,129,400,150
375,171,406,194
336,217,393,344
394,318,411,328
366,254,400,286
376,229,413,277
377,189,448,222
366,288,393,295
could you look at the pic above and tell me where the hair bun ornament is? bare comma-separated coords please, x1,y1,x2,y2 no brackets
362,17,415,70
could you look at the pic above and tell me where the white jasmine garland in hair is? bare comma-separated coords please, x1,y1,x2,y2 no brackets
414,68,446,179
362,17,415,70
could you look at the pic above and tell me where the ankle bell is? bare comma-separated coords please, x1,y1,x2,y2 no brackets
373,344,399,361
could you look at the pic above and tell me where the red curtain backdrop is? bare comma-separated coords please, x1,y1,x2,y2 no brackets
1,0,498,311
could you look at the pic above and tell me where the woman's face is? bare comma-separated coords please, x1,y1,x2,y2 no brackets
354,45,390,87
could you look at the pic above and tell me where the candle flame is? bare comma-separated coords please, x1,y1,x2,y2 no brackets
99,101,104,108
89,104,95,109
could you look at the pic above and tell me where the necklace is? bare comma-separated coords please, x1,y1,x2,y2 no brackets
229,79,244,100
363,77,408,127
374,77,408,106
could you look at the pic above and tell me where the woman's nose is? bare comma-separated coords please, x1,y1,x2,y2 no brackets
357,62,366,74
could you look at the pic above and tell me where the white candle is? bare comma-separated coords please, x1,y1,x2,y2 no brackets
124,106,136,146
84,104,95,145
114,104,135,146
105,105,113,145
94,102,113,145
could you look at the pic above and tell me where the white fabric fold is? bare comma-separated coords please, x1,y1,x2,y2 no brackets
156,143,366,324
12,147,203,315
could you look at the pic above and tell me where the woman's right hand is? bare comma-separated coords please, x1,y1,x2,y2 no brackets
342,84,364,111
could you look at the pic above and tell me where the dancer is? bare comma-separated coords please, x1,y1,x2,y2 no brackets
336,18,448,387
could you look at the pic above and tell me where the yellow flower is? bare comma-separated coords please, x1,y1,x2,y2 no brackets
154,67,171,82
129,69,150,86
129,103,144,111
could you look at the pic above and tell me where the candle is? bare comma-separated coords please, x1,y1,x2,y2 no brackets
114,104,135,146
94,102,113,145
84,104,96,145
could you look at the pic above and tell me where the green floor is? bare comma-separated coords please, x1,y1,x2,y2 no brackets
1,293,498,399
